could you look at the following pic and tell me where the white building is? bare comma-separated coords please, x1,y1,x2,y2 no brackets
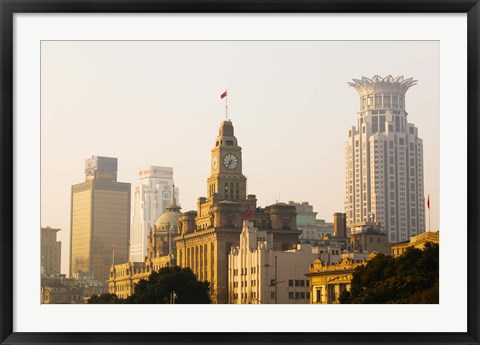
228,220,318,304
129,166,179,262
345,75,426,243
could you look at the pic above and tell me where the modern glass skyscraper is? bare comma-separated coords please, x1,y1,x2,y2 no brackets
129,166,179,262
345,76,426,243
70,156,131,281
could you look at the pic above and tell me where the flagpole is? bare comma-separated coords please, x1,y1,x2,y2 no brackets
427,194,431,232
225,89,228,121
429,202,431,232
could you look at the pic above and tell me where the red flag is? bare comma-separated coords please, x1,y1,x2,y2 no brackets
427,194,430,209
245,209,254,219
220,90,227,99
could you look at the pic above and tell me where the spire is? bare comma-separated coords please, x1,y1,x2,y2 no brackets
165,184,181,212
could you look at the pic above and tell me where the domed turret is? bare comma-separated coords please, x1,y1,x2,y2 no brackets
154,193,181,231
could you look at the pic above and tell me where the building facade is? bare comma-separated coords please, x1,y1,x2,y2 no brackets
306,253,377,304
228,220,317,304
345,75,426,243
130,166,179,262
107,255,175,299
70,156,131,282
174,120,301,304
41,274,107,304
41,226,62,276
390,231,439,257
108,196,181,299
288,201,334,241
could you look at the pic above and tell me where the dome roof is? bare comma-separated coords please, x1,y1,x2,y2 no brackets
154,195,182,230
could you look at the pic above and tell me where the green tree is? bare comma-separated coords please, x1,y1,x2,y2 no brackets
127,266,211,304
87,293,125,304
340,242,439,304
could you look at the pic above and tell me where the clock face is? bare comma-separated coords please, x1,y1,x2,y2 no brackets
223,154,238,170
212,156,218,170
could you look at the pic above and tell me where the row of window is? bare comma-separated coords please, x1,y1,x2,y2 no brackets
288,291,310,299
288,279,310,287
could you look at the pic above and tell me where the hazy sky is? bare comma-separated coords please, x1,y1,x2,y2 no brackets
41,41,439,274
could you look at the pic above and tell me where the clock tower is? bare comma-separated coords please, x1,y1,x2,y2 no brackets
175,118,300,304
207,120,247,202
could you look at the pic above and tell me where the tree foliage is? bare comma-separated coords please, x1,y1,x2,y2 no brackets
127,266,211,304
87,293,125,304
89,266,211,304
340,242,439,304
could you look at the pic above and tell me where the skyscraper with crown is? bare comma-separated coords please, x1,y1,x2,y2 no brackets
345,76,426,243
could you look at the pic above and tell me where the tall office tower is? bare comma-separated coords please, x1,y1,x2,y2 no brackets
41,226,62,276
70,156,131,281
345,76,426,243
129,166,179,262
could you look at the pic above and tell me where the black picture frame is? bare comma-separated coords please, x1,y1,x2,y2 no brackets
1,1,479,344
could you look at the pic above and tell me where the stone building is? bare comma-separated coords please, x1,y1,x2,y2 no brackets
228,220,317,304
306,252,377,304
41,274,106,304
390,230,439,257
287,201,334,242
107,196,181,299
174,120,301,303
41,226,61,276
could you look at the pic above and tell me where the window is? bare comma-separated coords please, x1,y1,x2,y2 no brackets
372,116,378,133
392,94,399,108
375,94,382,108
289,292,294,299
295,280,300,287
300,280,305,287
300,292,306,299
271,292,275,299
316,289,321,302
379,116,386,132
384,93,391,107
288,280,293,287
295,292,300,300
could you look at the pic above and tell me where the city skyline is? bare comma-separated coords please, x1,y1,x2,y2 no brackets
41,41,440,274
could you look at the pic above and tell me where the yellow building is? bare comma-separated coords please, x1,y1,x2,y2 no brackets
175,120,301,304
70,156,131,282
107,255,175,299
390,231,439,257
306,253,377,304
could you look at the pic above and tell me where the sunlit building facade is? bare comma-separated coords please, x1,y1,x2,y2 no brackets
129,166,179,262
70,156,131,281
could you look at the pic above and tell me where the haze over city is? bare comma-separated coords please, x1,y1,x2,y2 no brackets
41,40,439,274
